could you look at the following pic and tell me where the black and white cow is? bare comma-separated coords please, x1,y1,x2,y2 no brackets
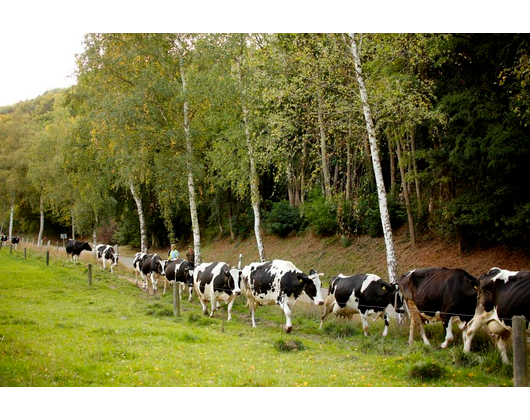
132,252,147,286
139,253,167,293
11,236,19,249
95,244,119,273
242,259,325,333
1,234,7,246
65,239,92,264
163,258,194,298
399,267,479,348
463,268,530,364
193,262,242,321
320,273,399,337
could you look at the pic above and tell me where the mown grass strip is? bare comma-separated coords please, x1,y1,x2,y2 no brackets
0,250,518,386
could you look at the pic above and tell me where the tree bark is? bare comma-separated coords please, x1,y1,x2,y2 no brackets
388,137,396,194
38,195,44,246
395,138,416,247
237,56,266,263
129,181,147,253
71,212,75,241
317,89,332,198
8,191,15,240
175,36,202,265
350,34,398,284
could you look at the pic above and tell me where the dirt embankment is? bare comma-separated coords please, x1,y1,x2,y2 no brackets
197,228,530,283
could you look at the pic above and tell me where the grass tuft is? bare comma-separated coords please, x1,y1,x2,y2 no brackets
409,360,448,381
273,338,306,352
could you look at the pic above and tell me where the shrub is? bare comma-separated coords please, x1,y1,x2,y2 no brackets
302,192,338,235
264,201,305,237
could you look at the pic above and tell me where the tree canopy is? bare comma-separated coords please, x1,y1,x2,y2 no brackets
1,33,529,258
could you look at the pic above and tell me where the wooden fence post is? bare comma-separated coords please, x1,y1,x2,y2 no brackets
10,245,12,255
24,248,27,260
46,251,50,266
88,264,92,286
513,315,527,387
173,282,181,317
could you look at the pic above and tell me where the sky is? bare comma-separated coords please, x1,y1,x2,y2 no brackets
0,31,85,106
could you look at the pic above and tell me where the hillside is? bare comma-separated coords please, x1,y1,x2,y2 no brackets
199,228,530,284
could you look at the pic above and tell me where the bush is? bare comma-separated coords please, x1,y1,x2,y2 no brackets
302,192,338,235
264,201,305,237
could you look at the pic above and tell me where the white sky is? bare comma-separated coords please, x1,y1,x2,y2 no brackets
0,32,85,106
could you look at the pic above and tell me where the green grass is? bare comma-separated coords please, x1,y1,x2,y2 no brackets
0,249,521,386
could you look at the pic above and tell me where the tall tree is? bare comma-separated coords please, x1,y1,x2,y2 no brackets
349,34,398,284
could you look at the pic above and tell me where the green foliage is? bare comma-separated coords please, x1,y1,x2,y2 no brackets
302,191,338,235
264,201,306,237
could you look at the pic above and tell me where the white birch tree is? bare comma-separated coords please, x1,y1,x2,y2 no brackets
236,36,266,262
349,34,398,283
174,35,202,265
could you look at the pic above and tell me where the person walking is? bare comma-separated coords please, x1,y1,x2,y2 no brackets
186,246,194,264
168,244,179,260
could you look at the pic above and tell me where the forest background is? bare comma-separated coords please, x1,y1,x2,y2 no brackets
1,33,529,270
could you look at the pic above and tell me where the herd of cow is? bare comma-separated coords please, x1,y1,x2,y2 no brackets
63,238,530,364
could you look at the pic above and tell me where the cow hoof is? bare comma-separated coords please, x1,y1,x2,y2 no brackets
285,327,292,333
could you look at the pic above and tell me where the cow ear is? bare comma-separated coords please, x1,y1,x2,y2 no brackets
297,273,309,283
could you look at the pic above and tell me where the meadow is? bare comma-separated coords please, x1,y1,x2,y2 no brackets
0,247,520,387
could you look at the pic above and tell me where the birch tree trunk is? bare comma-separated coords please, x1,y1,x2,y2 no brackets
175,36,202,265
71,212,75,241
8,191,15,240
237,57,266,263
350,34,398,284
410,129,422,213
129,181,147,253
38,195,44,246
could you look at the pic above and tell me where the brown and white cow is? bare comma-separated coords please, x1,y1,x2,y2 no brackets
399,267,478,348
463,267,530,363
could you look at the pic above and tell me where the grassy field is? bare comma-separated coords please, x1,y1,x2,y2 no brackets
0,247,522,387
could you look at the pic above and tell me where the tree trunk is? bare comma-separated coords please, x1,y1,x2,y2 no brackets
129,182,147,253
8,191,15,240
410,129,422,214
38,195,44,246
237,57,266,263
92,212,98,255
317,89,332,198
388,137,396,194
71,212,75,241
395,138,416,247
350,34,398,284
176,36,202,266
346,122,352,199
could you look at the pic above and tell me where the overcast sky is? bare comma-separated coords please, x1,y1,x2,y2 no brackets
0,32,85,106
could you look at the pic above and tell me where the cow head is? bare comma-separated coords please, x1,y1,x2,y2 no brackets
151,255,166,276
298,269,325,305
476,267,503,313
186,262,195,286
226,267,242,296
83,242,92,252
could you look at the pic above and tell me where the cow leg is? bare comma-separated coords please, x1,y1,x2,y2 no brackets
249,299,258,328
382,311,389,337
463,309,488,353
278,298,294,333
188,285,193,302
199,298,209,316
406,300,431,346
209,294,217,317
140,273,148,291
495,331,512,364
319,296,335,329
226,296,236,322
360,312,371,337
440,316,456,349
163,279,167,295
151,273,158,293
